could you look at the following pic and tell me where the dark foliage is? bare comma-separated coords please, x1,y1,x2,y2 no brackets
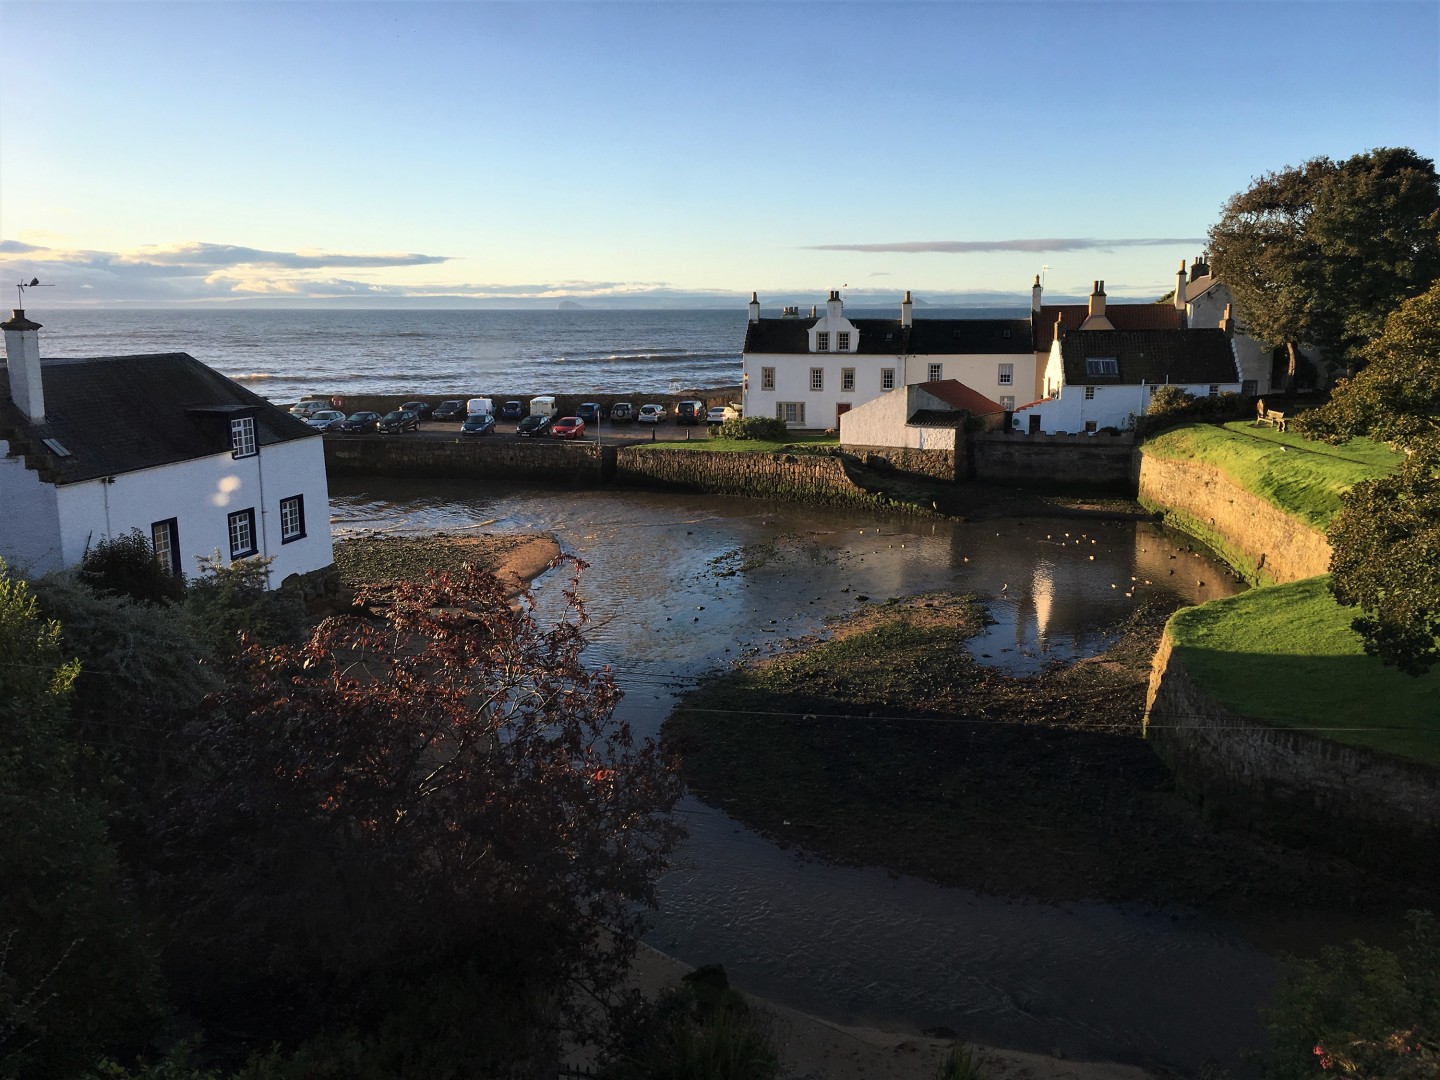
715,416,789,441
78,530,187,606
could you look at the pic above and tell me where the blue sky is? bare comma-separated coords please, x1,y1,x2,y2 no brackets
1,0,1436,307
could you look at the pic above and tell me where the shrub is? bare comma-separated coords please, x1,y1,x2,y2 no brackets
1147,384,1196,416
717,416,788,441
183,555,308,655
79,530,186,605
935,1042,989,1080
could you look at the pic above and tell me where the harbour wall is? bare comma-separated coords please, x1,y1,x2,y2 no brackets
969,432,1137,488
613,447,907,510
323,434,610,485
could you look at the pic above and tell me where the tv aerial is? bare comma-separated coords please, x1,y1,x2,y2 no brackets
17,276,54,307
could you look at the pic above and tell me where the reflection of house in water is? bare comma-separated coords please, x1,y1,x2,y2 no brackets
1013,559,1056,653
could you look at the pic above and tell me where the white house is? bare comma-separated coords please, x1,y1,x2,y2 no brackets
840,380,1006,451
1,309,333,585
1016,322,1242,434
742,290,1034,429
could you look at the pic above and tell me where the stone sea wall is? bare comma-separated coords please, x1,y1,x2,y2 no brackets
1136,454,1331,584
323,434,608,485
1144,631,1440,878
613,447,894,509
844,445,962,483
970,432,1137,488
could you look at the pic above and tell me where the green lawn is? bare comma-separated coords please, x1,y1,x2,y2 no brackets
1143,422,1402,530
1168,577,1440,764
631,433,840,453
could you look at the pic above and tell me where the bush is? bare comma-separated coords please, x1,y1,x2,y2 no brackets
716,416,789,441
183,555,308,655
79,530,186,606
935,1042,989,1080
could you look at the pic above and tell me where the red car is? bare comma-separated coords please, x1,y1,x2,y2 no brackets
551,416,586,439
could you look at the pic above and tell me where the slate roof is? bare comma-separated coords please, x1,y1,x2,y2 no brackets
908,410,968,428
743,318,1033,356
0,352,317,485
1057,329,1239,386
1034,303,1182,351
916,380,1005,416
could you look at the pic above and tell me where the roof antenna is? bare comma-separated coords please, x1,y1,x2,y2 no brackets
17,276,54,308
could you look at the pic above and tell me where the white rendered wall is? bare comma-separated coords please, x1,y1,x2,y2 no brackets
1019,381,1242,434
744,351,903,429
0,439,65,575
838,388,911,446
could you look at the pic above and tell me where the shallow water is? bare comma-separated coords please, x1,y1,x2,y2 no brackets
328,480,1267,1073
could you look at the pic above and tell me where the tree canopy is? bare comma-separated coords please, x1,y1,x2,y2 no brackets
1209,147,1440,382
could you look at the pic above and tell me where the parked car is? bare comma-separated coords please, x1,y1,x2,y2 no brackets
461,412,496,436
432,399,467,421
577,402,604,425
376,409,420,434
637,404,667,424
609,402,635,423
676,400,705,425
551,416,586,439
516,414,554,437
399,400,433,419
706,405,740,426
290,400,330,419
305,409,347,431
338,411,382,433
500,400,525,420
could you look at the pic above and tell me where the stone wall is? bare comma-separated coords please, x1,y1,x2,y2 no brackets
614,447,888,508
1136,454,1331,584
969,431,1137,488
324,435,608,485
845,445,961,482
1145,631,1440,880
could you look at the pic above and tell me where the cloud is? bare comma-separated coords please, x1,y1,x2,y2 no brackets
806,237,1204,254
124,242,449,270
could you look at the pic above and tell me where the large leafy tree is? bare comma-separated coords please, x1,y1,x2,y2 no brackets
153,562,684,1061
1209,147,1440,388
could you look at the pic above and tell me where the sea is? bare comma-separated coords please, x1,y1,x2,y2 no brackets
32,304,1025,406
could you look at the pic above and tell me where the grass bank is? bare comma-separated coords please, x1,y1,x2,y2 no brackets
1167,577,1440,765
1141,421,1401,530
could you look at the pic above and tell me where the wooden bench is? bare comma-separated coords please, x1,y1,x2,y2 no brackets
1255,400,1288,431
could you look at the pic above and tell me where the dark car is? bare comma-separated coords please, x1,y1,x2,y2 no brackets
461,412,496,436
675,400,705,425
500,400,525,421
577,402,604,425
338,410,382,433
516,414,554,437
432,399,467,421
376,409,419,434
399,400,433,419
609,402,635,423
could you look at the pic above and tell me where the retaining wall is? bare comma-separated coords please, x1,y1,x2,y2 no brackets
1144,631,1440,879
1136,454,1331,584
613,447,888,508
845,445,962,483
969,432,1137,488
323,435,609,485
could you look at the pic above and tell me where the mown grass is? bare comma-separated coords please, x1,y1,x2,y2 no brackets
1168,576,1440,765
1142,422,1402,530
631,433,840,453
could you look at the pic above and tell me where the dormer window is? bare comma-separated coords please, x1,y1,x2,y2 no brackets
230,416,257,458
1084,357,1119,377
816,331,830,352
836,331,850,351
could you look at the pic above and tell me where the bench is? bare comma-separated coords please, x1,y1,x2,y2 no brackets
1255,401,1288,431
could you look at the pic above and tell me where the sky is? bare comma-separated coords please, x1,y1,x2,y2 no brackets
1,0,1436,308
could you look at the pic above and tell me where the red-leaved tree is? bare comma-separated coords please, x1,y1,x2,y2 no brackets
152,559,684,1054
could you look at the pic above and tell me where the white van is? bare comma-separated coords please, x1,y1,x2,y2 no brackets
529,395,558,418
466,397,493,416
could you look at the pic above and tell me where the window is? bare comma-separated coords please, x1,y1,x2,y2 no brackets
1208,384,1220,397
761,367,775,391
999,395,1015,411
836,331,851,351
228,508,257,560
1084,386,1096,400
998,363,1014,386
1242,379,1258,397
881,368,896,390
928,363,944,382
279,495,306,543
841,368,855,392
1084,357,1119,377
151,518,180,576
816,331,830,352
776,402,806,425
1084,420,1098,434
230,416,257,458
810,367,824,392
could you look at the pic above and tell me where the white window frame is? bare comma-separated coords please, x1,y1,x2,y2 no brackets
928,363,944,383
841,367,855,392
230,415,257,458
761,366,775,391
836,331,851,351
1084,420,1098,434
997,363,1014,386
151,518,180,576
881,368,896,391
279,495,306,543
1208,384,1220,397
777,402,806,425
999,395,1015,412
1084,385,1096,400
228,508,257,560
810,367,824,392
816,331,830,352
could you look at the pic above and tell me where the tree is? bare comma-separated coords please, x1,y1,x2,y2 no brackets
153,561,684,1062
1295,281,1440,449
1209,148,1440,389
78,530,187,606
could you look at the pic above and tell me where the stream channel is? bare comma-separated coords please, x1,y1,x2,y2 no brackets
329,477,1269,1075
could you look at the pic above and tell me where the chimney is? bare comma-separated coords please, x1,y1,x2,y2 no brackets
826,289,843,321
748,291,760,324
1031,274,1042,314
1190,253,1209,282
809,304,817,318
1174,260,1187,312
901,290,913,329
1088,280,1107,321
2,308,45,422
1220,303,1235,334
1054,311,1066,339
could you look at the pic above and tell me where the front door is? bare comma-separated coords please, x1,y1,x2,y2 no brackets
1027,414,1041,434
836,402,850,429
